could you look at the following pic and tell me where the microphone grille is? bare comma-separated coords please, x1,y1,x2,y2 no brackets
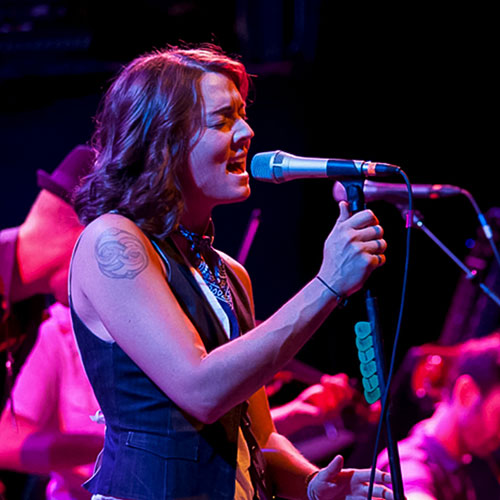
250,151,278,181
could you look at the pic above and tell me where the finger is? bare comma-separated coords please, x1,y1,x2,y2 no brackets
337,201,351,222
380,470,392,485
365,252,386,270
322,454,344,479
371,254,386,267
348,209,379,229
363,238,388,254
354,468,392,484
357,225,384,242
359,251,386,269
372,485,394,500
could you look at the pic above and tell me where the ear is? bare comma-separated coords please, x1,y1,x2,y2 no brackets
453,374,481,409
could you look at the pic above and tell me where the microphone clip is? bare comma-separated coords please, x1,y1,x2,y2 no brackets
338,179,366,215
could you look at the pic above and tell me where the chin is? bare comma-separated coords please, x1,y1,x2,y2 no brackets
238,185,251,201
217,186,251,206
231,186,251,204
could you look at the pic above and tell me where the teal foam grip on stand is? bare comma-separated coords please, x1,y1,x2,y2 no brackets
355,321,382,404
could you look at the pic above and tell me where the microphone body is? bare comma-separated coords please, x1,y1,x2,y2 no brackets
251,150,400,183
333,180,464,204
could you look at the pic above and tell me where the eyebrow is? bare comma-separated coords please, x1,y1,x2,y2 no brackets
208,102,246,117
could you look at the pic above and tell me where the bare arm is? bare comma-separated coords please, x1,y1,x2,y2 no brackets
270,373,356,436
243,386,316,499
248,386,394,500
0,411,103,475
71,202,386,424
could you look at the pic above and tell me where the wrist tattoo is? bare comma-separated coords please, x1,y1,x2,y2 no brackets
95,227,149,279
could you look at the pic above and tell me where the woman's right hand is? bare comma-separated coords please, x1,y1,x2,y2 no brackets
308,455,394,500
318,201,387,299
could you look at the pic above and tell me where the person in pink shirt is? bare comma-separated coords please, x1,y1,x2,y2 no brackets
0,145,100,499
0,302,104,499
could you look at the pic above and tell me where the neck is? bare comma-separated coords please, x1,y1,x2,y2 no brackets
179,208,212,235
428,402,464,461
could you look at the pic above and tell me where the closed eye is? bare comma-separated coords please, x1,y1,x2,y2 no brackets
208,120,229,130
207,104,247,129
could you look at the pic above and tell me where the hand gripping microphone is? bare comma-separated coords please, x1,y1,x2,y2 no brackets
251,150,401,183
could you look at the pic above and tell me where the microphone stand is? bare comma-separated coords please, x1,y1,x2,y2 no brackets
236,208,262,265
398,205,500,307
341,179,406,500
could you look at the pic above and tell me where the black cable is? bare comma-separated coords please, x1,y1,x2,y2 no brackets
367,168,413,500
460,188,500,269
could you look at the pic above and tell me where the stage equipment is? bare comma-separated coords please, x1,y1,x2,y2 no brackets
251,150,400,184
252,151,409,500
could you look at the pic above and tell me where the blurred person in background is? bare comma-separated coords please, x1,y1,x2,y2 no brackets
377,333,500,500
0,146,104,500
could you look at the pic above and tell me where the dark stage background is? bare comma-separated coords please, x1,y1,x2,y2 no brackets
1,2,499,495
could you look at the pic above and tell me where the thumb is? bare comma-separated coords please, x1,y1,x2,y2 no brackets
337,201,351,222
322,454,344,479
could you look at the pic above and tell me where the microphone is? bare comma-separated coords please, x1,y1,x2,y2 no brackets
333,180,464,204
251,150,401,183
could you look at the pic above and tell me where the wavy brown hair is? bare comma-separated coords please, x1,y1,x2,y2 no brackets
74,44,251,238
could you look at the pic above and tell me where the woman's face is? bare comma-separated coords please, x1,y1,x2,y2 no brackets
181,72,254,214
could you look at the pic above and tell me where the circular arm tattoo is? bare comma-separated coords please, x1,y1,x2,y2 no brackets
95,228,149,279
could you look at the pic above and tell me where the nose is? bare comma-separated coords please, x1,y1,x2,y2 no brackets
233,117,254,147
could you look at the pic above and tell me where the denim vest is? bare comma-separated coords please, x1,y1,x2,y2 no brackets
71,237,256,500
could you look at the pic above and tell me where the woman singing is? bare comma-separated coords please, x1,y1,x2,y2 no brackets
70,44,392,500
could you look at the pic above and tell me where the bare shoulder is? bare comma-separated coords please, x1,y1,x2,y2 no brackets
72,214,166,292
75,214,158,278
78,213,148,251
70,214,167,341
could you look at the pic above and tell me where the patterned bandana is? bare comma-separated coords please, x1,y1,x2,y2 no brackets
177,223,239,339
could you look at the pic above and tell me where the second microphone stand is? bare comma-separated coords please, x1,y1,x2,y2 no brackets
398,205,500,307
342,180,406,500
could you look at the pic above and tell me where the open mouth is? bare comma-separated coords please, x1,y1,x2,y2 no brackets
226,160,246,174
